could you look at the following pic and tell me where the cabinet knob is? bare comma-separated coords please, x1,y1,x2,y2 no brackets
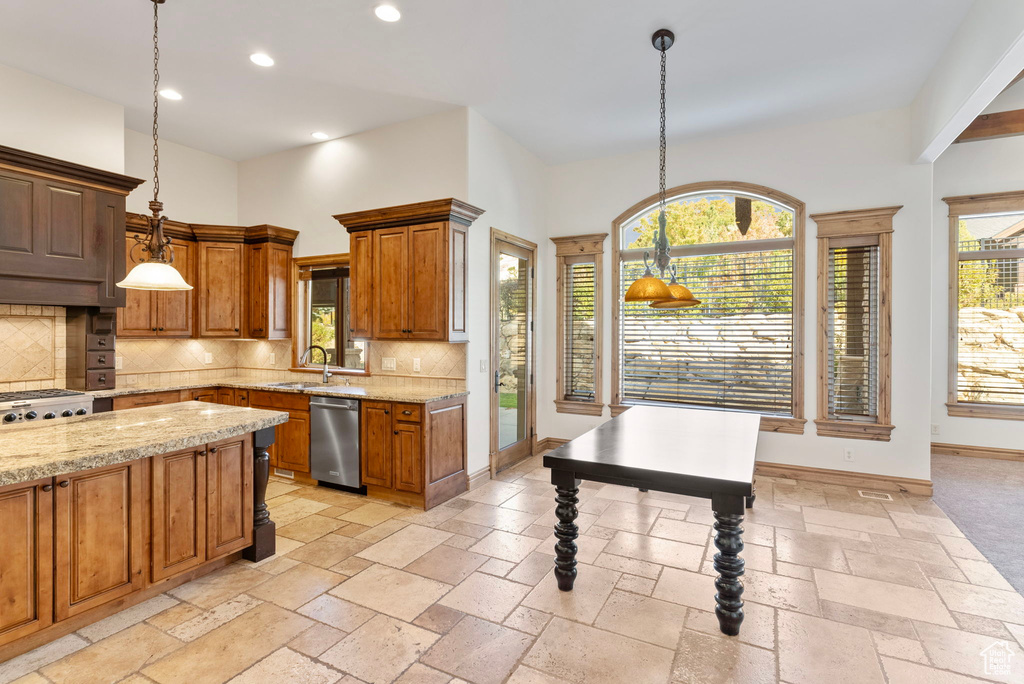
210,447,218,453
98,356,106,364
402,410,412,416
394,430,399,435
97,375,106,384
158,327,164,331
97,339,107,347
234,328,239,332
199,450,207,456
41,484,53,492
152,327,157,332
384,409,389,414
58,480,69,488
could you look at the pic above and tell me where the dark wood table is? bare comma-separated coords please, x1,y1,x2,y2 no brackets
543,405,759,635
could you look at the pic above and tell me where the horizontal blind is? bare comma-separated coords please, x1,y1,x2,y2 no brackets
564,261,596,400
956,254,1024,404
827,245,878,419
619,249,794,414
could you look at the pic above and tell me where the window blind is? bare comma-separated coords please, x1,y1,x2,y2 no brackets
827,244,878,419
564,261,596,400
619,249,794,414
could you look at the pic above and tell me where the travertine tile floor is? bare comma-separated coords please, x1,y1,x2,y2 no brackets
4,453,1024,684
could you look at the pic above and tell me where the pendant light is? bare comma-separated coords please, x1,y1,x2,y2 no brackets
117,0,192,292
623,29,698,308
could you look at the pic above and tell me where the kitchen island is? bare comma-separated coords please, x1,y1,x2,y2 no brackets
0,402,288,659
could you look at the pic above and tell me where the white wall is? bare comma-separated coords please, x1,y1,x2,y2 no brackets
466,109,549,474
124,129,238,224
931,134,1024,450
237,109,469,256
0,64,124,172
544,108,935,481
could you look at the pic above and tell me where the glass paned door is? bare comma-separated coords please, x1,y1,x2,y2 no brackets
491,235,535,474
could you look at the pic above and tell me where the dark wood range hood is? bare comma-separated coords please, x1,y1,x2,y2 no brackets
0,144,143,308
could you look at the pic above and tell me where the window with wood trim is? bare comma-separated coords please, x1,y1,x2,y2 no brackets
294,254,367,372
812,207,897,441
552,234,606,415
944,190,1024,419
610,182,806,433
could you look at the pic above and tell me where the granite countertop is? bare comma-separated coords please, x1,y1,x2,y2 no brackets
0,402,288,486
91,378,469,404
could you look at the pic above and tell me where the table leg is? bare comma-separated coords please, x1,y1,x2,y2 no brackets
711,493,745,636
551,469,581,591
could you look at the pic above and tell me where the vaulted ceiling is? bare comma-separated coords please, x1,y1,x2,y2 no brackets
0,0,973,163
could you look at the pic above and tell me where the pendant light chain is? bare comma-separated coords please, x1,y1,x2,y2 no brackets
151,0,161,206
659,46,667,215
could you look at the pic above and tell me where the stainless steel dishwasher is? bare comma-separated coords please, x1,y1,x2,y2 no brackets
309,396,362,490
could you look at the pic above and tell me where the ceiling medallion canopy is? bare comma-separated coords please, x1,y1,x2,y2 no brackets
623,29,700,309
117,0,192,292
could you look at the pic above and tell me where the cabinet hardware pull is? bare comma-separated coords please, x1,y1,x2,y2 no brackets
384,409,389,414
41,484,53,492
234,328,240,332
98,339,107,346
152,327,157,331
58,480,69,488
158,327,164,331
98,356,105,364
394,430,399,435
199,450,207,456
402,410,412,415
210,447,218,453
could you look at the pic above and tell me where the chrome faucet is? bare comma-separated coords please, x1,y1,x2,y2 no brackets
300,345,332,383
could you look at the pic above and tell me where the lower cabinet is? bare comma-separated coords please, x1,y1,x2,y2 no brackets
54,461,145,621
0,479,53,648
151,448,206,582
206,436,253,559
249,391,310,474
360,397,466,509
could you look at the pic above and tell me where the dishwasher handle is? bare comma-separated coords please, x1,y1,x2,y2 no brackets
313,403,359,411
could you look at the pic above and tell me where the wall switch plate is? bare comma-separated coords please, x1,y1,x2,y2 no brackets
843,448,854,462
204,352,213,365
413,357,421,372
115,356,123,370
382,357,397,371
270,353,276,366
480,359,488,372
931,424,940,436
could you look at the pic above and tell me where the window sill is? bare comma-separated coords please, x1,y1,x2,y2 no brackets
555,400,604,416
289,366,371,376
946,402,1024,421
814,419,893,441
611,404,806,434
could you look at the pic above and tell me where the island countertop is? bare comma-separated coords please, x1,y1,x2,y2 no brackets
0,401,288,487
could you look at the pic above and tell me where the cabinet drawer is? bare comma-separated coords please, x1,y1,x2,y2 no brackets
248,390,310,412
86,334,114,351
393,403,422,423
86,351,114,369
112,391,182,411
86,370,113,390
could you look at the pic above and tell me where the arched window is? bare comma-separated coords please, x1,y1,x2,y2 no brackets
611,181,806,433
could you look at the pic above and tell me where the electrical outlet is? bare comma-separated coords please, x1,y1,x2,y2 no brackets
204,352,213,365
479,359,488,372
413,357,421,372
843,448,854,462
270,353,276,366
931,424,940,436
382,357,396,371
115,356,123,370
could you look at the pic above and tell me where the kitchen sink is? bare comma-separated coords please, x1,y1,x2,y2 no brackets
266,381,334,389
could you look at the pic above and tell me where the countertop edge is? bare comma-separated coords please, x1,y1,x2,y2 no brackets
91,380,469,404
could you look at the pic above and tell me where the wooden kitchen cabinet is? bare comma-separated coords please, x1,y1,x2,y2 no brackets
112,390,183,410
190,387,218,403
245,229,296,339
151,448,206,582
54,461,145,621
334,199,483,342
206,436,253,559
217,387,235,405
249,390,310,473
360,396,467,508
196,241,244,338
0,479,53,648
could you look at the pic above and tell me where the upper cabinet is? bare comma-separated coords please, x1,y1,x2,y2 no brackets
117,217,297,340
0,145,143,307
334,198,484,343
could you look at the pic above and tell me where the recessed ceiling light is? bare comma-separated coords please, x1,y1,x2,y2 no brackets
374,5,401,22
250,53,274,67
311,132,330,140
159,88,182,100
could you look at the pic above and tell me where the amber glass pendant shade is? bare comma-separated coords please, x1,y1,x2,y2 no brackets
649,268,700,309
625,257,672,302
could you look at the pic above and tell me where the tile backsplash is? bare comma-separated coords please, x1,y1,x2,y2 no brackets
368,341,466,379
118,339,293,375
0,305,66,391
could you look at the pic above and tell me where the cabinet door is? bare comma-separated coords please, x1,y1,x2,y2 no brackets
217,388,235,405
155,238,194,337
349,230,374,338
151,449,206,582
54,461,144,620
117,232,157,337
246,243,268,337
235,390,249,407
276,410,310,473
361,401,393,487
373,227,408,339
198,242,243,337
408,222,447,340
267,244,292,339
393,422,423,494
191,388,218,403
0,479,53,647
207,436,253,560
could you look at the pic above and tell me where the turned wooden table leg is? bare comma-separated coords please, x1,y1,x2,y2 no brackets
551,469,581,591
712,493,745,636
243,426,276,562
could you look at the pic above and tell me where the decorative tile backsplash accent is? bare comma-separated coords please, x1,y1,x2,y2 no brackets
118,339,293,375
369,341,466,379
0,305,66,391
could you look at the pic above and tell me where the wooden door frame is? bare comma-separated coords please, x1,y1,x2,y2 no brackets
489,228,538,477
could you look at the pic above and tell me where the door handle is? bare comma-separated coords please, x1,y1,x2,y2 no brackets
494,370,499,394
